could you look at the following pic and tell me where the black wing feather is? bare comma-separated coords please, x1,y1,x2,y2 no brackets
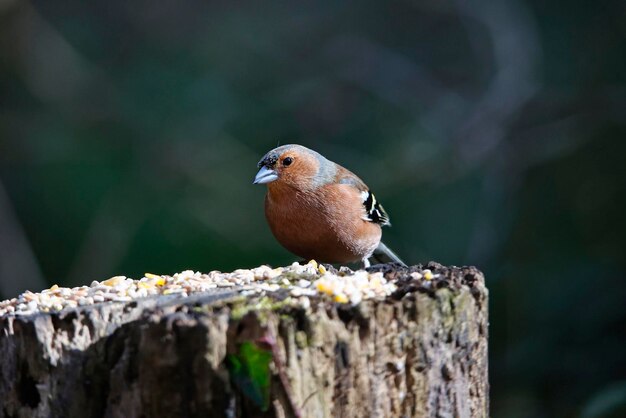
362,191,391,226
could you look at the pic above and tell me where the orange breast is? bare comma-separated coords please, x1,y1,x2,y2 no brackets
264,183,381,263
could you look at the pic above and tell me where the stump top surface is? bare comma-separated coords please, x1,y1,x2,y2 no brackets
0,261,485,321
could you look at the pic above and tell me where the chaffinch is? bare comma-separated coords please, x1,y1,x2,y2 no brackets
253,144,405,267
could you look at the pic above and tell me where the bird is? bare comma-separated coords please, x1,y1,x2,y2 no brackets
253,144,405,268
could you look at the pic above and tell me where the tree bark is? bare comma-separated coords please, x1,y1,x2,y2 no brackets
0,263,488,418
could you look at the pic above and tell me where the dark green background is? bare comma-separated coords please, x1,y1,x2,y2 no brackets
1,1,625,416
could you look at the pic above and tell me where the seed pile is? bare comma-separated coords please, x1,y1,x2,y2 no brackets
0,261,418,317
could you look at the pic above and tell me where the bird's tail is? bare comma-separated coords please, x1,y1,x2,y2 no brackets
372,241,407,267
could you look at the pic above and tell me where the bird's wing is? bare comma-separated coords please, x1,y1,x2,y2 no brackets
336,167,391,227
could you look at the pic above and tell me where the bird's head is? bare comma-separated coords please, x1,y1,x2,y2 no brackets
253,144,334,190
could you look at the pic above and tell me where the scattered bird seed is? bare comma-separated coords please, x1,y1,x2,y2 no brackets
0,260,421,317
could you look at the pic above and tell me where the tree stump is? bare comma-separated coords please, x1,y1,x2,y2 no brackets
0,262,488,418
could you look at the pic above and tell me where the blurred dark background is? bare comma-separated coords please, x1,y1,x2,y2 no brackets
1,0,625,416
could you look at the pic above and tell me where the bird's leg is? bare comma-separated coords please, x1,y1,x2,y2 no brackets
362,257,371,268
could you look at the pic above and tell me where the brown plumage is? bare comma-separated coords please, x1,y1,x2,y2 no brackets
253,144,404,267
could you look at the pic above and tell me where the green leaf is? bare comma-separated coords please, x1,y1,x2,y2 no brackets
228,341,273,410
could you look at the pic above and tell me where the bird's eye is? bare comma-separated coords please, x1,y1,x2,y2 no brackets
282,157,293,166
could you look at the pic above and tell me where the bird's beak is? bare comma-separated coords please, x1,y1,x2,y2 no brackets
253,166,279,184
